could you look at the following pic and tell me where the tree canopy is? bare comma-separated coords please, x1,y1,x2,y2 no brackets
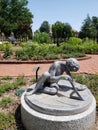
52,21,72,46
79,15,98,42
0,0,33,38
39,21,50,33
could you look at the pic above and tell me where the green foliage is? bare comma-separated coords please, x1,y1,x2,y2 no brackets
0,43,12,51
1,76,12,80
72,74,98,101
21,42,28,47
60,38,98,54
0,0,33,37
33,32,51,44
15,49,29,60
15,41,86,60
79,40,98,54
68,37,82,45
39,21,50,33
0,75,25,95
0,43,12,58
16,75,26,86
52,21,72,45
0,83,13,95
0,97,13,108
0,112,15,129
61,52,85,59
79,15,98,42
63,23,73,39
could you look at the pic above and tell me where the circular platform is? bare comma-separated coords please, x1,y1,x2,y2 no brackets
21,80,96,130
24,80,93,116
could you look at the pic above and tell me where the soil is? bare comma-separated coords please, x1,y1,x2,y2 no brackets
0,76,98,130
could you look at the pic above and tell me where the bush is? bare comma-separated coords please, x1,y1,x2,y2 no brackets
15,49,29,60
33,32,51,44
15,41,86,60
68,37,82,45
81,41,98,54
0,43,12,58
60,38,98,54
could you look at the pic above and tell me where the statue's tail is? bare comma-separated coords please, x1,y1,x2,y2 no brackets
36,66,40,82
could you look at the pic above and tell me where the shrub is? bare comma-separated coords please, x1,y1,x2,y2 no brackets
15,42,86,60
33,32,51,44
60,38,98,54
2,43,12,58
81,41,98,54
15,49,29,60
68,37,82,45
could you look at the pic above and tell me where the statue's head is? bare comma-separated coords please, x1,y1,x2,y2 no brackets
66,58,80,72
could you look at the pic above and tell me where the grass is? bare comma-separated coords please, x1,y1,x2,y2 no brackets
0,76,27,130
72,73,98,105
0,97,13,108
0,112,16,130
0,75,26,96
1,76,12,80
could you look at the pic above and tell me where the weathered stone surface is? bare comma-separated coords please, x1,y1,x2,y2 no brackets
21,80,96,130
24,80,92,116
21,93,96,130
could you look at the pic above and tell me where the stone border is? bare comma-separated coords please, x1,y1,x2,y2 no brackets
0,55,91,64
21,92,96,130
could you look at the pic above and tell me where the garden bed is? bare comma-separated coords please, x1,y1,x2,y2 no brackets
0,55,91,64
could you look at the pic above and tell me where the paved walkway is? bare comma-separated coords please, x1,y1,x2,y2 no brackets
0,55,98,77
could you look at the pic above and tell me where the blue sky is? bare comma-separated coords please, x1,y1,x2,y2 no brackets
27,0,98,31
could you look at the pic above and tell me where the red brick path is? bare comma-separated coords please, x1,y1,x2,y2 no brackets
0,55,98,77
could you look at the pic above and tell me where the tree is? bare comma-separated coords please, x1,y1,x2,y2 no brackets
52,21,72,46
92,16,98,42
79,15,92,39
52,21,64,46
39,21,50,33
0,0,33,38
79,15,98,42
63,23,72,39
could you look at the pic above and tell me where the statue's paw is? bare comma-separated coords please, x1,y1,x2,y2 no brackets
43,87,58,95
51,83,59,90
25,88,35,96
76,85,87,91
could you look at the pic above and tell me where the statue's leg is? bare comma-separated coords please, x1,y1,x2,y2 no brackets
41,83,59,95
69,80,84,100
26,72,50,95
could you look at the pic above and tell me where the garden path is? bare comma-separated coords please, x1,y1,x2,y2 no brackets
0,54,98,77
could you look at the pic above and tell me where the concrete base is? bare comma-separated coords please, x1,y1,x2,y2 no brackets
21,93,96,130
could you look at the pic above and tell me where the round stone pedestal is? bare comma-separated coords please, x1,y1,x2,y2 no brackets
21,80,96,130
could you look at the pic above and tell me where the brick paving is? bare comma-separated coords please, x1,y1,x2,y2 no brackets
0,54,98,77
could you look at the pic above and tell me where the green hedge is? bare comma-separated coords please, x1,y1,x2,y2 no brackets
14,37,98,60
16,42,85,60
